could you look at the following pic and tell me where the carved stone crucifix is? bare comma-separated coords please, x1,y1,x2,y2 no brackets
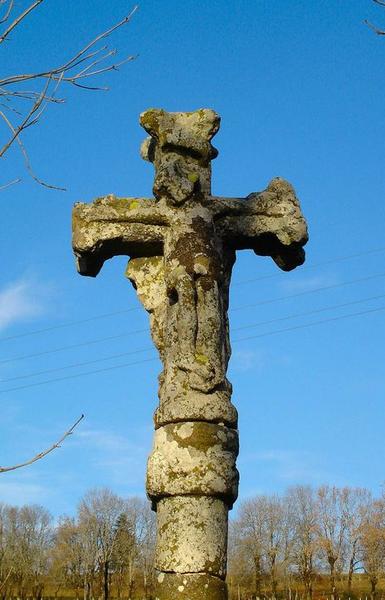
72,108,308,600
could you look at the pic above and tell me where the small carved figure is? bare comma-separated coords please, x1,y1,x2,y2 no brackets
141,110,226,390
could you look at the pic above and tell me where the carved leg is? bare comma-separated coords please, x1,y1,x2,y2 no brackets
189,278,225,392
171,273,197,372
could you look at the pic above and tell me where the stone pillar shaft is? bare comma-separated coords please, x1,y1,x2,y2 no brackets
147,390,239,599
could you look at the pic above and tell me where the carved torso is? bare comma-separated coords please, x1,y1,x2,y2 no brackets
163,201,224,288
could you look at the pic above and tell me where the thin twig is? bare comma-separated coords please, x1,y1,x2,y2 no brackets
0,87,64,103
0,177,21,190
0,0,13,25
373,0,385,7
0,5,138,87
365,19,385,34
66,54,136,81
0,0,43,44
0,414,84,473
0,567,13,591
0,100,22,115
0,71,64,160
0,107,66,190
49,5,138,76
0,77,51,157
0,4,138,188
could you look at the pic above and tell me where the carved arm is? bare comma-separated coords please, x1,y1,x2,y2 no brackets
72,196,169,277
214,178,308,271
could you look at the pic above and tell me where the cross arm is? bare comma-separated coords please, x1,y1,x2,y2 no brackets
72,195,168,277
213,177,308,271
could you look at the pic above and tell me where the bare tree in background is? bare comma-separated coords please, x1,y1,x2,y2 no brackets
316,485,348,600
4,504,52,600
287,486,318,600
78,488,125,600
342,487,373,592
361,498,385,600
232,498,265,599
255,496,287,598
0,0,137,190
112,511,137,600
51,516,85,600
134,499,156,599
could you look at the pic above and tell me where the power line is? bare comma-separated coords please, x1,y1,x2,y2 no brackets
233,245,385,286
233,292,385,332
0,347,154,383
233,304,385,344
2,292,385,384
0,328,149,365
0,357,159,394
2,271,384,365
1,302,384,394
232,271,385,312
0,307,142,343
1,246,385,343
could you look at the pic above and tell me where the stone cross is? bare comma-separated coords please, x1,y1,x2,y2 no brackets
72,108,308,600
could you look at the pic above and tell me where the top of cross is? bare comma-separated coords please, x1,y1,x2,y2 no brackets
140,108,220,164
72,108,308,277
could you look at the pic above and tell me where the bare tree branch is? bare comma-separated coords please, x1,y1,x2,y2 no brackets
0,6,138,86
0,0,14,25
365,0,385,35
0,76,52,158
365,19,385,35
0,0,43,44
0,567,13,591
0,177,20,189
0,414,84,473
0,2,138,188
1,109,66,189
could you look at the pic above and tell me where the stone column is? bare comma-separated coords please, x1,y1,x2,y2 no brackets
126,254,238,600
148,389,239,599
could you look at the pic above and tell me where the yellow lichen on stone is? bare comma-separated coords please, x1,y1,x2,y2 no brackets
195,353,208,365
188,172,199,183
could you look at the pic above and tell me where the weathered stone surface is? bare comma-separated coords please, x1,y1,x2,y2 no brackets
72,108,308,600
154,496,228,577
147,422,239,505
154,382,238,428
126,256,166,359
214,177,308,271
154,572,228,600
140,108,220,199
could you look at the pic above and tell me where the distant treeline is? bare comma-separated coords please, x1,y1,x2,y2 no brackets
0,485,384,600
227,485,385,600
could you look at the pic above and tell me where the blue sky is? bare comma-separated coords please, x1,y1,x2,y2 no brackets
0,0,385,517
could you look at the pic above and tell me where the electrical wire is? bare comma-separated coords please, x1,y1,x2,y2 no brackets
1,245,384,343
233,304,385,344
2,292,385,384
233,245,385,286
0,328,149,365
2,271,384,365
233,292,385,332
1,301,384,394
231,271,385,312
